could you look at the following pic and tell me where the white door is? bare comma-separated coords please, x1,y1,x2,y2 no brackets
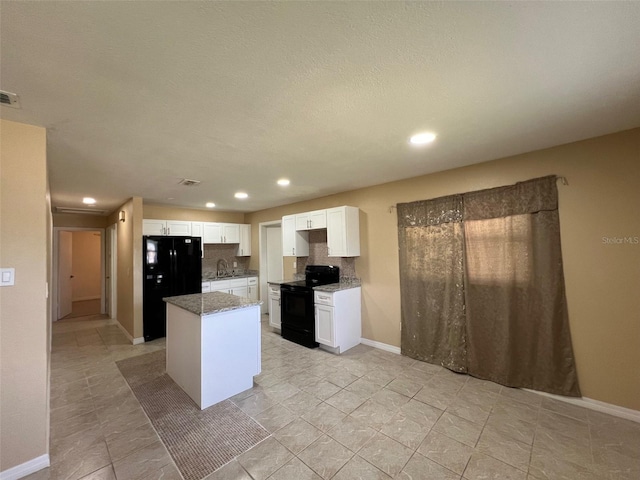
58,231,73,319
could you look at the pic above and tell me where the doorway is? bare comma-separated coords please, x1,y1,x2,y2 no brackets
259,221,283,314
53,227,106,321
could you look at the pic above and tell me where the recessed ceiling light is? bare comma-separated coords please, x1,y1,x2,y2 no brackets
205,202,215,208
234,192,248,199
410,132,437,145
82,197,96,205
277,178,290,186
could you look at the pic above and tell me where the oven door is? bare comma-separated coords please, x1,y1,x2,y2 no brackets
280,285,318,348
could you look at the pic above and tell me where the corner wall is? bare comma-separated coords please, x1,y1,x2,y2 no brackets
0,119,50,473
246,128,640,410
108,197,143,341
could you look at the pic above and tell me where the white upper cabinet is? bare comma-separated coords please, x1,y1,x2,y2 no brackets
295,210,327,231
203,222,241,244
282,215,309,257
326,206,360,257
142,219,166,236
238,224,251,256
223,223,240,244
203,223,223,244
143,219,192,236
191,222,204,238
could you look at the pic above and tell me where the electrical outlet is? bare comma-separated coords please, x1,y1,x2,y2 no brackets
233,261,237,268
293,261,297,268
0,268,15,286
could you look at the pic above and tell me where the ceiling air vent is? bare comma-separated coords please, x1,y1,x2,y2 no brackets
55,207,108,216
178,178,201,187
0,90,21,109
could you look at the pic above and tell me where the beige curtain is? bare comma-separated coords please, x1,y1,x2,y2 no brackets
397,176,581,397
397,195,467,372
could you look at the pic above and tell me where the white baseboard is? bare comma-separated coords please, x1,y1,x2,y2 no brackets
0,454,49,480
114,320,145,345
361,338,639,424
360,337,401,355
72,295,101,302
525,388,640,424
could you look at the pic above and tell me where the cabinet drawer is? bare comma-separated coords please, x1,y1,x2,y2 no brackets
268,285,280,297
314,291,334,306
247,276,258,286
201,282,211,293
210,280,230,291
228,278,248,288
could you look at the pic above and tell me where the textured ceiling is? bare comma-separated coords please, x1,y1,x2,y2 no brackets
2,1,640,214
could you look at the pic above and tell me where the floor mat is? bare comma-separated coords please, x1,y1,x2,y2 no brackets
117,351,269,480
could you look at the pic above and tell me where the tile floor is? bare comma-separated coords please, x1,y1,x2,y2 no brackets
25,314,640,480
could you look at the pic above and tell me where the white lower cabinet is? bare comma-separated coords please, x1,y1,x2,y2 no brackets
268,284,281,329
314,287,361,353
247,277,258,301
205,276,258,299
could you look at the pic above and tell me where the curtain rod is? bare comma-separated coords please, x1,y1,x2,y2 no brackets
388,176,569,213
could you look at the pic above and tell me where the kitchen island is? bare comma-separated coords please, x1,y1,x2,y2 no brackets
163,292,262,409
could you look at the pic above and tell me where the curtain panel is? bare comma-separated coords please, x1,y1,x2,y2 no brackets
397,195,467,372
397,176,581,397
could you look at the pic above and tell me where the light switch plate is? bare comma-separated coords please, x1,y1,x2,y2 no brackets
0,268,15,286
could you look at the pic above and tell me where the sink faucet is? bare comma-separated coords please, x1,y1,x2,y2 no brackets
216,259,228,277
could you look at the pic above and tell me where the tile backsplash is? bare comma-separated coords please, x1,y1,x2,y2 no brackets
296,230,356,278
202,244,250,275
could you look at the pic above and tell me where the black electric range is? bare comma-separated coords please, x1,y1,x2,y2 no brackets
280,265,339,348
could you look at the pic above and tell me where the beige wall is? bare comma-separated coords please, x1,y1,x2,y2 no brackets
71,231,102,301
247,128,640,410
0,120,50,471
108,198,144,339
53,213,108,229
143,204,245,223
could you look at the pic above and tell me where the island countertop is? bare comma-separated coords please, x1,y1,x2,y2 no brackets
163,291,262,316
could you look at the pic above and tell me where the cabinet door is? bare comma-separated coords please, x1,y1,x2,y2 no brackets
269,295,281,329
326,208,346,256
238,224,251,256
203,223,223,244
282,215,296,256
327,206,360,257
191,222,204,238
223,224,240,244
295,214,309,231
247,277,258,301
282,215,309,257
247,285,258,301
315,304,335,346
232,286,248,298
143,219,166,236
210,280,230,292
166,220,191,236
309,210,327,229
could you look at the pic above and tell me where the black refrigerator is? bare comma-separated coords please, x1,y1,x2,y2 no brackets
143,236,202,341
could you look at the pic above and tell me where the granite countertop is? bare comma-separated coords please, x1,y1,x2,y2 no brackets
313,279,362,292
202,270,259,281
268,278,361,291
267,279,297,285
164,292,262,316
